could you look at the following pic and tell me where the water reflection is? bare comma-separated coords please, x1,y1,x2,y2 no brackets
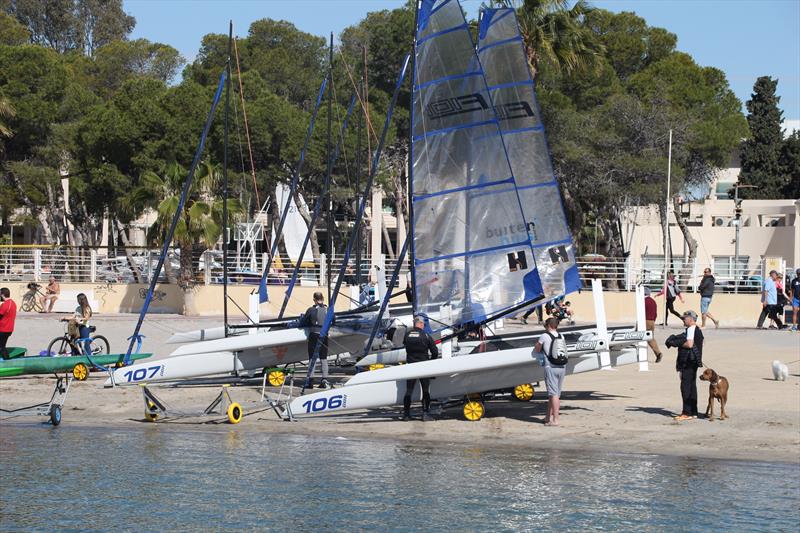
0,425,797,532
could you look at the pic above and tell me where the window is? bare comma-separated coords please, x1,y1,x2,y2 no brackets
713,256,749,279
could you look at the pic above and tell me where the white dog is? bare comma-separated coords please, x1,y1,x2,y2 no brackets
772,360,789,381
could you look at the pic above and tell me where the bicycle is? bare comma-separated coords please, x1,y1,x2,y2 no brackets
47,322,110,359
20,283,45,313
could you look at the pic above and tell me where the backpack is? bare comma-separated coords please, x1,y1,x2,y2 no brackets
311,304,327,327
545,331,568,366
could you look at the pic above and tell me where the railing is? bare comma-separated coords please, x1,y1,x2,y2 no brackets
0,246,793,293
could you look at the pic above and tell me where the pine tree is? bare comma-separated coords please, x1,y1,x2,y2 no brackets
780,131,800,198
739,76,788,198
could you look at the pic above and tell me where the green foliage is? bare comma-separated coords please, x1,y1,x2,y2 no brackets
3,0,134,55
738,76,789,199
0,11,30,45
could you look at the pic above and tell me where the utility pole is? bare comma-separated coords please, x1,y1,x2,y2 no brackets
732,182,756,294
662,129,672,326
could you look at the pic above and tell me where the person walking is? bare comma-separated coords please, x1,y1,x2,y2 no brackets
534,317,568,426
655,272,684,325
0,288,17,360
756,270,785,330
790,269,800,332
301,292,331,389
698,268,719,329
40,276,60,313
643,287,663,363
401,315,439,421
674,310,703,421
519,304,543,325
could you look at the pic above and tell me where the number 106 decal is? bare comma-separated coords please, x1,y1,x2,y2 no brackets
301,394,347,413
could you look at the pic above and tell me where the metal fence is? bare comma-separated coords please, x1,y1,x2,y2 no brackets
0,246,793,294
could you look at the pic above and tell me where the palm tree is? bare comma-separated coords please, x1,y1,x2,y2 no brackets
490,0,603,79
136,161,243,285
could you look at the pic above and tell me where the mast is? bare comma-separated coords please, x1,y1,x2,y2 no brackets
223,21,232,336
326,32,334,302
303,54,411,391
355,67,363,288
408,0,420,314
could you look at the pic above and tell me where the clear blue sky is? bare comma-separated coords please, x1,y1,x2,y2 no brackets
125,0,800,128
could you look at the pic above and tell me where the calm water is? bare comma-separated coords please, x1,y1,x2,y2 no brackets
1,424,798,532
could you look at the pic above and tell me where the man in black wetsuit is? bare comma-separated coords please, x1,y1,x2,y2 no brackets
302,292,330,389
402,316,439,421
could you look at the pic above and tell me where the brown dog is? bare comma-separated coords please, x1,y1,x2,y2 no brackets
699,368,729,420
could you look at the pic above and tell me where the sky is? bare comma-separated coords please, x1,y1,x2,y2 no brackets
124,0,800,131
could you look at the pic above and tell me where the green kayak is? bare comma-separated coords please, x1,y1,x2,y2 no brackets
0,353,152,377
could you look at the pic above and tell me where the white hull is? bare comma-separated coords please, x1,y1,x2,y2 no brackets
287,345,638,417
105,328,368,386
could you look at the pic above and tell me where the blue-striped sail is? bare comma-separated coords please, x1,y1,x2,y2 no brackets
411,0,542,329
477,7,581,302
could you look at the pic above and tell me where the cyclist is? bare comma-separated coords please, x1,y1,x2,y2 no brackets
62,293,93,355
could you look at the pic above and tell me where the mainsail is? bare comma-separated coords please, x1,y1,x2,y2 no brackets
411,0,543,328
477,7,581,302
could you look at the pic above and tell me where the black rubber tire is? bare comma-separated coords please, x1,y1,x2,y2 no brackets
89,335,110,355
47,337,71,357
50,405,62,426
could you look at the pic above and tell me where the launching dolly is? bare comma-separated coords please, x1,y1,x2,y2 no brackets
0,376,72,426
140,384,244,424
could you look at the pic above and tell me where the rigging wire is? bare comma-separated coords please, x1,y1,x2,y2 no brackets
338,49,378,145
233,33,261,210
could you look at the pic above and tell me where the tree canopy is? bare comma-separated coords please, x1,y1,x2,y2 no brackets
0,1,763,264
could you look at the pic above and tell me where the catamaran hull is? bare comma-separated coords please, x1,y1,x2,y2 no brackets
105,330,369,386
286,343,639,417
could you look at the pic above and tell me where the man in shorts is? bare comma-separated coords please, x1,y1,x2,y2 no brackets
534,317,566,426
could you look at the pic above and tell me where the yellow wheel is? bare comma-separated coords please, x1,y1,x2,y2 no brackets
463,400,485,421
145,400,159,422
267,370,285,387
72,363,89,381
513,383,534,401
368,364,385,371
227,402,243,424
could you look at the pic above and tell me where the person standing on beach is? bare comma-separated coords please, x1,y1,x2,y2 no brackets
534,317,567,426
756,270,785,330
643,287,663,363
655,272,683,325
698,268,719,329
301,292,331,389
0,288,17,359
402,315,439,421
790,269,800,332
674,310,703,421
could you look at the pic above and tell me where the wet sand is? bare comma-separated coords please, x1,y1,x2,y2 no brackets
2,314,799,463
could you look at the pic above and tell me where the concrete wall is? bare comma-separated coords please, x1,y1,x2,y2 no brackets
5,282,361,318
5,281,776,327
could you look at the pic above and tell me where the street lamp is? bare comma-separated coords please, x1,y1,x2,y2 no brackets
732,183,757,294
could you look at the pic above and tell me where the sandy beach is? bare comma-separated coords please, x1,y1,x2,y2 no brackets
1,314,798,463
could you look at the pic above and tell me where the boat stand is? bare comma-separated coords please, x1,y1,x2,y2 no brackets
0,375,72,426
140,383,243,424
260,368,297,420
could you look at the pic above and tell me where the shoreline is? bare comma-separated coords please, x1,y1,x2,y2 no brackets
2,320,798,464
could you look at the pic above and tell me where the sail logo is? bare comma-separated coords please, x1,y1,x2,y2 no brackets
495,101,535,120
507,251,529,272
426,93,489,119
548,245,569,264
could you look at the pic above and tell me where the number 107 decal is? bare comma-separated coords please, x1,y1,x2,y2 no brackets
301,394,346,413
122,365,162,382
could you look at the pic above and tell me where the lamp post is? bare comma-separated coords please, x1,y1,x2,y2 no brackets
732,183,757,294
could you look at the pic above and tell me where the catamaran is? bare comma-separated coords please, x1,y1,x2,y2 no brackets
283,1,649,421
